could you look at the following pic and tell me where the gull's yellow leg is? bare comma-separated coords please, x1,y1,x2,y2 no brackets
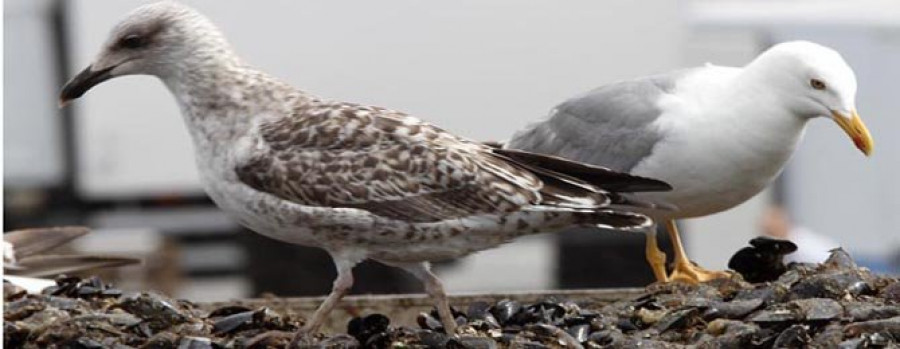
644,227,669,283
665,220,731,283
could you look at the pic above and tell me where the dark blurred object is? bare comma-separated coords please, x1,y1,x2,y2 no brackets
4,226,140,277
241,231,421,297
557,226,673,288
728,237,798,283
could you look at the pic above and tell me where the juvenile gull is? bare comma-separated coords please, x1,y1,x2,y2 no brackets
59,2,671,339
508,41,874,284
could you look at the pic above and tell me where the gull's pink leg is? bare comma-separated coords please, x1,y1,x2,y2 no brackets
290,256,358,346
401,262,457,334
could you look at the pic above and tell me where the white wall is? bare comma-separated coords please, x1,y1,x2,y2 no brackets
5,0,66,188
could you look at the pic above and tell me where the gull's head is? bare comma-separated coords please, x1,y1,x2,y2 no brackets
750,41,873,156
60,1,231,104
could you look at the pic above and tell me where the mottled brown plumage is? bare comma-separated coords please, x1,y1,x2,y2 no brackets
238,102,520,222
235,100,667,224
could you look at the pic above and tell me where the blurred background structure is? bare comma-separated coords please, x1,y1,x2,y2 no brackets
5,0,899,301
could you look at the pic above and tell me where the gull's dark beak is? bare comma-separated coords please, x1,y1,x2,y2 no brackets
59,65,115,106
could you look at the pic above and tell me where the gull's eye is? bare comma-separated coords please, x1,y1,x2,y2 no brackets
810,79,826,90
119,34,145,49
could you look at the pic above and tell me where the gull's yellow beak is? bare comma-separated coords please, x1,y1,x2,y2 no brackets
831,110,873,156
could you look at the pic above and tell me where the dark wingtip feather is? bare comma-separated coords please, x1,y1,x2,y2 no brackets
482,140,505,149
492,148,671,192
609,193,678,211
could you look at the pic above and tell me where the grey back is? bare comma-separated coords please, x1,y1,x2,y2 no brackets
507,69,697,172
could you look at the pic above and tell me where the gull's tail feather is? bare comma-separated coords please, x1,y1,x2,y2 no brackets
523,206,653,232
577,210,653,231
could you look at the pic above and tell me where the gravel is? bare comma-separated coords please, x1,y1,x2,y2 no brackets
4,239,900,348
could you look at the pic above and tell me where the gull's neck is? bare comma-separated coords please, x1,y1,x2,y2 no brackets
666,64,809,176
711,64,809,166
159,48,301,153
731,62,810,131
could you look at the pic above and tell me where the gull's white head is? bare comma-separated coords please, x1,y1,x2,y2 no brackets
748,41,873,156
60,1,233,103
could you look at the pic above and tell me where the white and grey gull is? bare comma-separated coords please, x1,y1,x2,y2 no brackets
59,2,672,340
508,41,874,284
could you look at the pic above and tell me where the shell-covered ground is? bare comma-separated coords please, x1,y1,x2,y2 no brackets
4,240,900,348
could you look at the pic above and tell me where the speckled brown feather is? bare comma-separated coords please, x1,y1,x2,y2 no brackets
235,99,648,223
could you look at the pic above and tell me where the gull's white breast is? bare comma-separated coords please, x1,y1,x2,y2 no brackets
629,66,807,218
